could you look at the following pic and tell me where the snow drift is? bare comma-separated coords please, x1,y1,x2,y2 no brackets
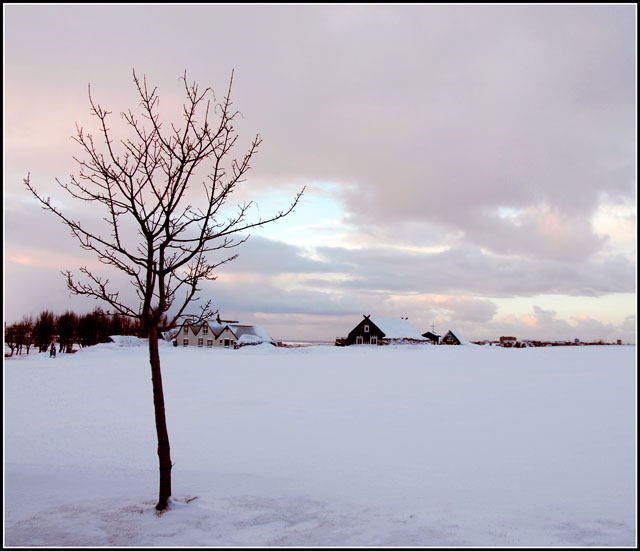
4,342,636,546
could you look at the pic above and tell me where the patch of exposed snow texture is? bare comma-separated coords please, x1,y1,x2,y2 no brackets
4,344,636,546
233,325,275,345
107,335,148,347
370,317,427,340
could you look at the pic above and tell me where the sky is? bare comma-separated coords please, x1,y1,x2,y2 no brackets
3,4,637,343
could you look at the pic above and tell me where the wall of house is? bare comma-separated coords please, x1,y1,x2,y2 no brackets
178,324,216,348
214,327,238,348
440,332,461,345
346,318,384,345
179,325,195,347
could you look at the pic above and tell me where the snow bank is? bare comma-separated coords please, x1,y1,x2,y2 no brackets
237,334,271,346
107,335,148,347
4,344,636,546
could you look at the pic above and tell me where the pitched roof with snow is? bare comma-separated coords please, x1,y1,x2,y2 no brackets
370,318,427,340
232,325,275,345
445,329,474,345
176,319,274,344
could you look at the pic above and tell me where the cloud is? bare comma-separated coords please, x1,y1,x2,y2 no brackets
241,5,636,262
310,244,635,298
489,306,635,343
216,236,345,275
384,294,498,324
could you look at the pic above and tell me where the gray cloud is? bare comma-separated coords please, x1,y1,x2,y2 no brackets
311,244,635,298
218,236,345,275
194,5,635,263
196,278,366,319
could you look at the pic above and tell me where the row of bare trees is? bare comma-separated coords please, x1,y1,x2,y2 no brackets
4,308,146,356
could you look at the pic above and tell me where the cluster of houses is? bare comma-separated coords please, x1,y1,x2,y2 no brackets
171,313,617,351
334,316,625,348
335,315,472,346
487,336,625,347
168,316,276,349
168,313,473,350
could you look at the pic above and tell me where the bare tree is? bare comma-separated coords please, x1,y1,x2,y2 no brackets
5,324,18,356
24,70,303,511
33,310,56,353
19,316,34,355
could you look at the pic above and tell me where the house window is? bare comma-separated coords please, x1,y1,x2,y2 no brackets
371,336,378,345
183,339,189,347
364,325,369,333
356,336,363,345
207,339,213,347
183,327,188,334
198,338,203,347
203,326,208,334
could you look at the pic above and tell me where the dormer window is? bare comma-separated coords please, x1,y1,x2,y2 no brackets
364,325,369,333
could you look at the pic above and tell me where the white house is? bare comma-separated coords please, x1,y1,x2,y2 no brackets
176,319,275,349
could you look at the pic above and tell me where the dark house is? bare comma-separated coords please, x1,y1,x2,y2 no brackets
422,331,441,344
346,315,385,345
345,315,427,346
440,329,470,345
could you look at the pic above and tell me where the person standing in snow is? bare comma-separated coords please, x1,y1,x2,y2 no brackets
49,343,56,357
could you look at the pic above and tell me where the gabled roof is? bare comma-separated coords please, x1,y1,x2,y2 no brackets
369,318,427,340
176,319,274,344
214,324,238,339
444,329,474,345
178,321,215,337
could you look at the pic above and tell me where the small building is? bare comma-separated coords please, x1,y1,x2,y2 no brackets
499,336,517,347
440,329,473,345
345,315,428,345
422,331,441,345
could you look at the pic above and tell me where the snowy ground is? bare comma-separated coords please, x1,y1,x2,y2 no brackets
4,341,637,546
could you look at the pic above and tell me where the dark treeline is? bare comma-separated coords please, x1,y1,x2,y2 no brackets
5,307,146,356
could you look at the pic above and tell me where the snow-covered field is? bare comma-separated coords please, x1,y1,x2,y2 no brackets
4,341,637,546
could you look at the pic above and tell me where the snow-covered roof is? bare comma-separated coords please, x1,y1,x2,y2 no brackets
370,318,427,340
176,319,274,343
232,325,275,344
212,324,237,337
107,335,147,347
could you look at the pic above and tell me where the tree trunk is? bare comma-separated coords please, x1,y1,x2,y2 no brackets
148,328,172,510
